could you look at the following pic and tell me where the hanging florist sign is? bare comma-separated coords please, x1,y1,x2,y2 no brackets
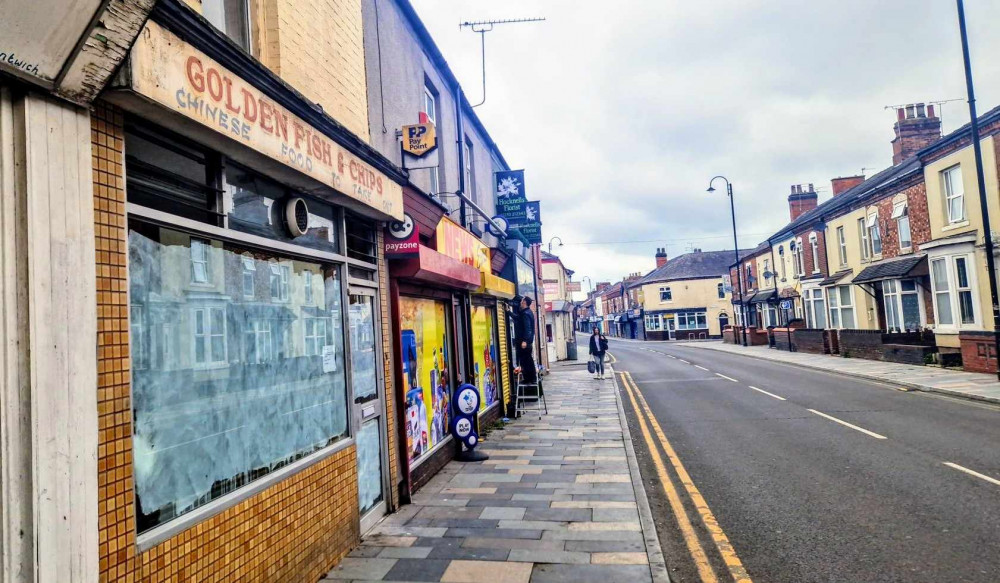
126,21,404,220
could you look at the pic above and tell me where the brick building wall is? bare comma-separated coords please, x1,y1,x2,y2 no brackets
377,228,400,512
255,0,370,141
960,331,997,373
871,182,931,257
94,102,366,582
797,228,828,277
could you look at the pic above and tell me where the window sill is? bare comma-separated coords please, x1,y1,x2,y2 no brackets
136,434,354,552
898,246,913,255
943,221,971,232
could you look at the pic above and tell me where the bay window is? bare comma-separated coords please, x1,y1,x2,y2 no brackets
892,202,911,249
931,254,978,328
804,288,827,329
882,279,922,332
826,285,855,329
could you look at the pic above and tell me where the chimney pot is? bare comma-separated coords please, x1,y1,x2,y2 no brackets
928,104,936,118
897,108,905,121
906,104,916,119
917,103,926,117
808,183,814,192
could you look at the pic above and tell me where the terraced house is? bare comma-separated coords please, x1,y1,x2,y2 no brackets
726,102,1000,373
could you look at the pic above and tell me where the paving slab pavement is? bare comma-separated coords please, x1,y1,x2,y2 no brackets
681,340,1000,404
321,362,669,583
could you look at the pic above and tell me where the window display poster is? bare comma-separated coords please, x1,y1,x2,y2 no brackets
471,306,499,410
400,297,451,465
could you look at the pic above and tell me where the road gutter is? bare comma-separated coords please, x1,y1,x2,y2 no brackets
610,364,672,583
683,344,1000,406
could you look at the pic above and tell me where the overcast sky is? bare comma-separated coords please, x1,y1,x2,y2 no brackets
411,0,1000,292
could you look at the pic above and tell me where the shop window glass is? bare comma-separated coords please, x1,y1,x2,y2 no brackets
128,223,348,534
125,123,219,224
226,164,340,253
350,295,378,403
399,297,452,465
471,305,500,410
346,215,378,264
357,419,384,515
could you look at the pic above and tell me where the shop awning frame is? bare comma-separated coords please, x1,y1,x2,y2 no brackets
390,244,482,290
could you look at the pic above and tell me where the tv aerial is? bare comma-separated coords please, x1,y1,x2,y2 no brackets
459,17,546,108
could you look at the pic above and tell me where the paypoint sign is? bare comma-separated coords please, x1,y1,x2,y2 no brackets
402,123,437,157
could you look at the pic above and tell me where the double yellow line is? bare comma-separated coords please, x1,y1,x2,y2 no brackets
619,371,753,583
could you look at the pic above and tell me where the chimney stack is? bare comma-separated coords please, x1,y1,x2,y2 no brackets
655,247,668,268
831,175,865,196
788,183,818,222
892,102,942,165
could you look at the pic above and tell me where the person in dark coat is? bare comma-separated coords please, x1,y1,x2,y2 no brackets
514,296,537,384
589,327,608,379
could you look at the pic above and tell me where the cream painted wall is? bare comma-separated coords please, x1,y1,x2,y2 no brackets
639,277,731,336
923,138,1000,343
823,208,880,330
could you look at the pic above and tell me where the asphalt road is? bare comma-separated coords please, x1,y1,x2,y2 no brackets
604,336,1000,583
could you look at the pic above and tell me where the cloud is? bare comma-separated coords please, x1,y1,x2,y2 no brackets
411,0,1000,283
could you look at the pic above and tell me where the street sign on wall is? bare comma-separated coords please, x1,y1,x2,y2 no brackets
402,123,437,156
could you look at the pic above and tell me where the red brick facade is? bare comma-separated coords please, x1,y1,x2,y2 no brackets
795,227,828,278
960,332,998,373
870,182,931,257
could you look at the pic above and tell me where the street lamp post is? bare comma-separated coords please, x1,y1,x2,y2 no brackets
582,275,593,293
547,236,564,254
708,176,748,347
956,0,1000,381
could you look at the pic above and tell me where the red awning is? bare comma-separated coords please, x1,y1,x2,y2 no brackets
390,244,482,290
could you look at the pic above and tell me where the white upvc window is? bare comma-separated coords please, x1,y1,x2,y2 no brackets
931,254,978,328
201,0,251,52
192,306,227,366
676,311,708,330
778,246,787,280
464,138,475,205
644,314,662,331
882,279,922,332
858,217,871,260
943,165,965,224
763,259,771,285
892,202,911,249
191,238,210,284
804,288,827,329
809,233,820,274
660,286,672,302
242,255,255,299
745,262,753,283
717,282,725,299
837,226,848,266
794,239,804,277
826,285,855,329
867,213,882,255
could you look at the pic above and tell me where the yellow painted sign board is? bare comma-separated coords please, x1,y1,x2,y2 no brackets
402,123,437,157
127,21,404,220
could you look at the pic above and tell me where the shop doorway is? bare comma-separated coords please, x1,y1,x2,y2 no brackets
350,289,388,533
666,316,676,340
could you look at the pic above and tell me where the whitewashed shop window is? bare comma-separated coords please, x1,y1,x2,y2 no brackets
304,317,330,357
270,263,291,302
943,165,965,224
349,295,378,403
128,224,349,535
191,239,210,283
304,271,314,305
242,255,256,298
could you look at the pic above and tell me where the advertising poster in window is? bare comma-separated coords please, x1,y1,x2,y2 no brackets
399,297,451,465
471,306,499,410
